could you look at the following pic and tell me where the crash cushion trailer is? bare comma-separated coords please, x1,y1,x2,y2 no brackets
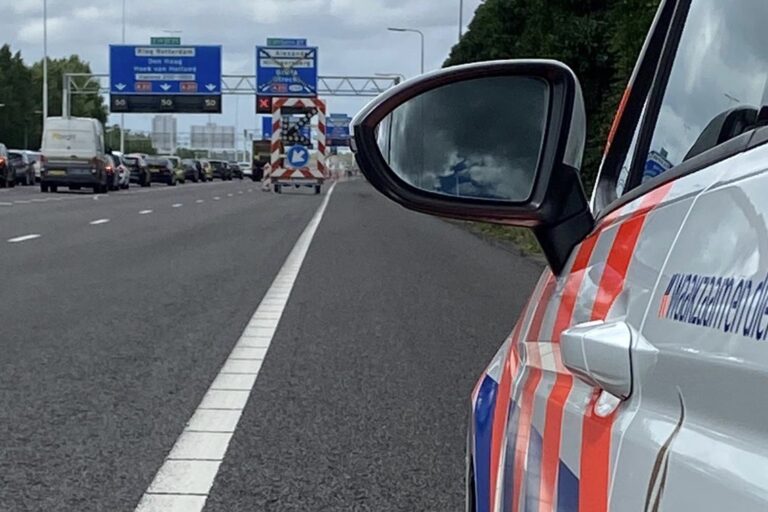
267,97,328,194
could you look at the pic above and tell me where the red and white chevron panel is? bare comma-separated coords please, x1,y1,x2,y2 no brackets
268,98,328,180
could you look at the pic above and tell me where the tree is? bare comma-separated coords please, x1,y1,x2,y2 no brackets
0,45,35,149
105,125,156,155
445,0,659,187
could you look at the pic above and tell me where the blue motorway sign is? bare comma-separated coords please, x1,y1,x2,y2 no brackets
327,113,352,146
109,45,222,95
256,46,318,97
262,116,273,139
286,146,310,168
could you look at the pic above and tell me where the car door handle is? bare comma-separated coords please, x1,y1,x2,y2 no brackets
560,320,633,400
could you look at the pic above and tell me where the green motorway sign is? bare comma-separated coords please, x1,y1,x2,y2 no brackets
150,37,181,46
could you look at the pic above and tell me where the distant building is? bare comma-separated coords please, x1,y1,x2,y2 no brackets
190,123,236,151
151,115,177,154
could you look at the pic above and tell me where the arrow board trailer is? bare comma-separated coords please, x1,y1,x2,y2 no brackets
268,97,327,194
109,45,222,113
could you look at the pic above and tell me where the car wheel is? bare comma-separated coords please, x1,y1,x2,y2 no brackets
274,184,282,194
50,184,58,193
314,184,321,195
40,183,49,192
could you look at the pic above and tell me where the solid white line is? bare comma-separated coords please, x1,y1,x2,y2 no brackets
89,218,110,225
14,200,31,204
172,203,183,208
134,184,335,512
0,202,12,206
8,234,41,243
139,210,153,215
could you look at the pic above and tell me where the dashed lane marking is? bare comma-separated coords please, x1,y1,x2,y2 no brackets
172,203,183,208
89,218,110,225
134,183,335,512
7,234,41,243
139,210,153,215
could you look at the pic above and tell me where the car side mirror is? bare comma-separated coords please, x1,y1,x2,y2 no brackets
351,59,594,274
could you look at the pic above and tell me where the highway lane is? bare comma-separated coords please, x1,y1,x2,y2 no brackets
205,180,543,511
0,180,324,511
0,179,542,511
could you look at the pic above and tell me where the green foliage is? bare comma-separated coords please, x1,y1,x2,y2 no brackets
105,125,156,155
0,44,108,150
446,0,659,187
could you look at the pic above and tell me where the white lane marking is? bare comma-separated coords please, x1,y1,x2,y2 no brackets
135,183,335,512
89,218,110,225
14,200,31,204
226,193,233,197
139,210,153,215
247,188,253,192
31,198,50,203
8,234,41,243
237,191,243,195
0,202,12,206
172,203,183,208
195,199,204,204
213,196,221,201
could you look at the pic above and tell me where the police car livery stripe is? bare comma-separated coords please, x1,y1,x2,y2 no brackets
537,232,599,512
489,320,523,510
510,273,556,512
579,182,673,512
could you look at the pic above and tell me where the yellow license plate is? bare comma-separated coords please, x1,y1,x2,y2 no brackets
47,170,66,176
150,169,160,173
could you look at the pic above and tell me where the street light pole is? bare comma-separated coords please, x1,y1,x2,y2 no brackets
459,0,464,42
43,0,48,121
120,0,126,153
388,28,425,75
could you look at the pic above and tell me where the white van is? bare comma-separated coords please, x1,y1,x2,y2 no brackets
40,117,109,194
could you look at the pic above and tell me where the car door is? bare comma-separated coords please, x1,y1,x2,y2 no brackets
476,1,768,511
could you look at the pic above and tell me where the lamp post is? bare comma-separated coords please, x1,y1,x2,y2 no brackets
43,0,48,121
459,0,464,42
388,27,425,75
120,0,126,153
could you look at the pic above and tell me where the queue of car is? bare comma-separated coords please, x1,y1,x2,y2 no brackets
0,121,245,194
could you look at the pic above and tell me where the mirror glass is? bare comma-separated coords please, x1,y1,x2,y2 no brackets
377,76,549,202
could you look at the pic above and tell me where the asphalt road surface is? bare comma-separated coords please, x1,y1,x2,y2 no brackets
0,178,542,511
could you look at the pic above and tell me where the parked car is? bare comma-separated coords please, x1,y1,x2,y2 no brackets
111,153,130,189
147,156,178,186
9,150,35,186
0,143,16,188
198,159,214,181
229,162,244,180
24,150,44,182
209,159,232,180
181,159,201,182
40,117,109,194
124,154,151,187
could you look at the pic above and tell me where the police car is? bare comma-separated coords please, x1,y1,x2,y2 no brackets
351,0,768,510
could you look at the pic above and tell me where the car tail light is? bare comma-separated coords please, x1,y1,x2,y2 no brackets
0,156,5,166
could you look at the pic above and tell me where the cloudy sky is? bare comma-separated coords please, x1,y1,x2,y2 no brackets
3,0,483,144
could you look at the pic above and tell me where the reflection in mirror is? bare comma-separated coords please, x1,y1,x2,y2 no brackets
376,76,549,202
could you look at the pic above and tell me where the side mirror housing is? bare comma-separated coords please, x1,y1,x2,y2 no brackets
351,59,593,274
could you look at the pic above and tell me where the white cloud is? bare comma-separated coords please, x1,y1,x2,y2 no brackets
1,0,483,138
